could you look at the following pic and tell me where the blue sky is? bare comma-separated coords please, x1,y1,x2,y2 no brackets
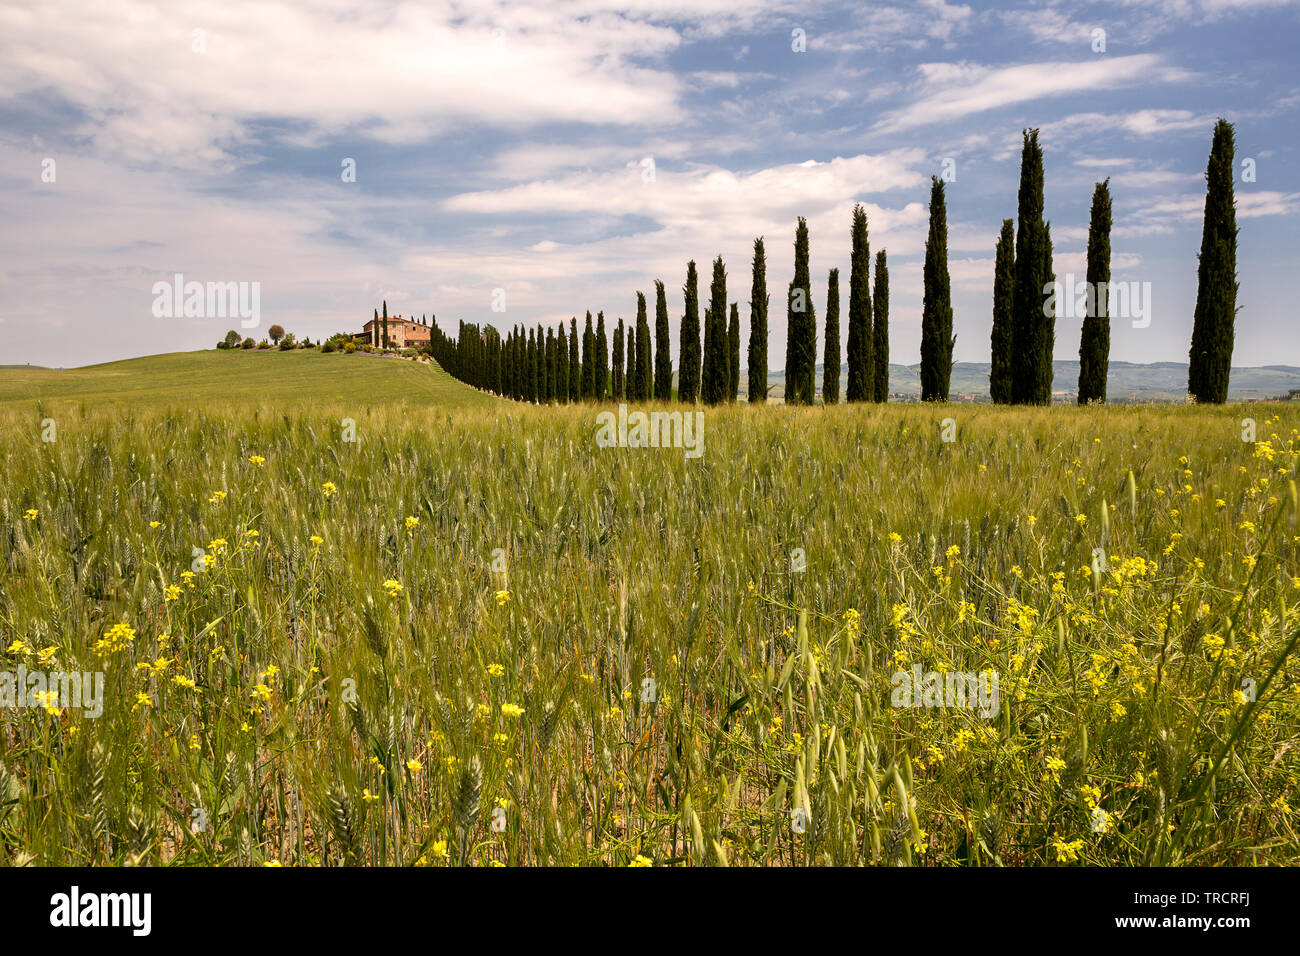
1,0,1297,371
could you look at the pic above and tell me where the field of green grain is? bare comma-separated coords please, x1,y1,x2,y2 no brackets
0,355,1297,866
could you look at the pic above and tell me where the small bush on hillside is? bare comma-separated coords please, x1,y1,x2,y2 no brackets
242,337,255,349
343,342,356,353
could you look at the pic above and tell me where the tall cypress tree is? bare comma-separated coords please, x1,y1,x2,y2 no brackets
1041,221,1056,403
612,318,626,400
545,327,556,402
679,261,701,403
519,327,527,400
636,293,652,401
727,302,740,402
527,327,538,403
595,312,609,402
568,318,579,401
627,321,637,399
514,327,523,401
535,327,544,401
823,268,841,404
784,218,816,405
845,204,873,402
581,312,595,400
502,328,510,398
516,327,524,401
1188,119,1238,404
627,324,637,400
701,307,711,399
372,308,379,347
872,250,889,402
702,256,729,405
1011,129,1053,405
557,323,569,403
629,295,643,399
747,237,769,404
1078,180,1112,404
989,220,1016,404
382,300,389,349
919,177,954,402
653,280,672,400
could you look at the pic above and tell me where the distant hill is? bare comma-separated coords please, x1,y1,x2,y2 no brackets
0,350,495,410
757,361,1300,403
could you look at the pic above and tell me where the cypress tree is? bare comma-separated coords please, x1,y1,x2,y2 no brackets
1011,129,1053,405
595,312,609,401
702,256,728,405
1078,180,1112,404
527,328,537,403
629,295,643,399
653,280,672,400
382,300,389,349
557,323,569,403
510,326,520,399
845,204,873,402
625,320,636,400
519,328,527,401
823,269,841,404
542,327,552,402
501,329,510,398
569,317,580,401
636,293,652,401
919,177,954,402
372,308,379,348
533,327,543,401
989,220,1015,404
549,327,560,402
872,250,890,402
626,321,635,397
511,327,520,401
784,217,816,405
612,318,625,401
679,262,701,403
1188,119,1238,404
701,308,712,399
727,302,740,402
581,312,595,400
747,237,769,404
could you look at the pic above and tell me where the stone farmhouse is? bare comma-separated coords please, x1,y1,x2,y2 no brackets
355,314,432,349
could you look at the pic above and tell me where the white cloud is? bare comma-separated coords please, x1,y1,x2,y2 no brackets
0,1,723,167
445,151,929,224
876,55,1192,133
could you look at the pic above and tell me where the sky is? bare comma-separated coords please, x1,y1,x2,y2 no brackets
1,0,1298,371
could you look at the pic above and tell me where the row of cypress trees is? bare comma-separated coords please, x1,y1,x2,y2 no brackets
986,121,1238,405
426,213,891,406
424,120,1237,407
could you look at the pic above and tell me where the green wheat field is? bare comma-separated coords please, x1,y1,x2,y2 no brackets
1,352,1297,866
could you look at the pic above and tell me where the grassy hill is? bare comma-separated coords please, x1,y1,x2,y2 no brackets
0,349,495,410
